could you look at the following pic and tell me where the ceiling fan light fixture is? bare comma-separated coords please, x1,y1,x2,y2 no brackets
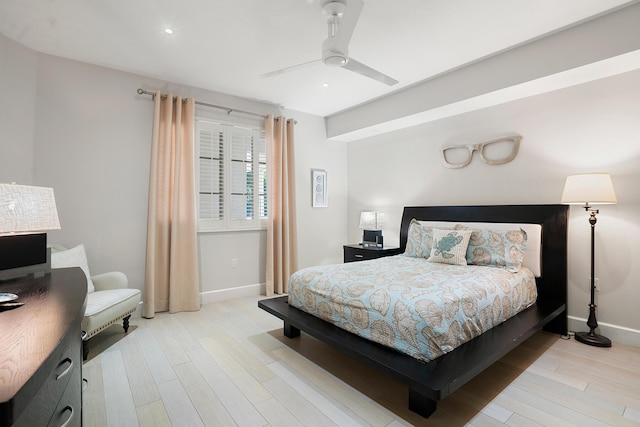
323,50,348,67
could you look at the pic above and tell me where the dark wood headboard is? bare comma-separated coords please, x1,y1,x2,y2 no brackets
399,205,568,333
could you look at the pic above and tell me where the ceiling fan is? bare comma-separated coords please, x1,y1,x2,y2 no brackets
261,0,398,86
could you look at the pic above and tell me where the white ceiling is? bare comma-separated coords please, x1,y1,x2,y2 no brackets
0,0,635,117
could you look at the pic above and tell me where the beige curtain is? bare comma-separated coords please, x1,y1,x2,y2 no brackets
143,91,200,318
265,115,298,295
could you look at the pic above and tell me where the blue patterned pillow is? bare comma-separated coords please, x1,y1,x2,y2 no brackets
403,219,436,259
456,225,528,272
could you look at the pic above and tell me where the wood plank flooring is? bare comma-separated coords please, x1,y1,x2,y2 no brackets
82,296,640,426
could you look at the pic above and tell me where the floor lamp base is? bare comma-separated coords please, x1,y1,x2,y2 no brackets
575,331,612,347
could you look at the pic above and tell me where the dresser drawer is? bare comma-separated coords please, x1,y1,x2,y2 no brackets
344,246,375,262
343,245,401,263
14,326,81,427
48,360,82,427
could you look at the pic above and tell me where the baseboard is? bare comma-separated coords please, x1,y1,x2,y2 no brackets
201,283,265,305
128,285,265,318
568,316,640,347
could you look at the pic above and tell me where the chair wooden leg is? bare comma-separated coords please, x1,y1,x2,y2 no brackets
123,315,131,333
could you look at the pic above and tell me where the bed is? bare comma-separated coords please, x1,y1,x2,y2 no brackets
258,204,568,418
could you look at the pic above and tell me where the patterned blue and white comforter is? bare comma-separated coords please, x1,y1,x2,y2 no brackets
288,255,537,362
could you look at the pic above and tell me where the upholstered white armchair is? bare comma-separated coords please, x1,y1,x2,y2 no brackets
50,244,141,360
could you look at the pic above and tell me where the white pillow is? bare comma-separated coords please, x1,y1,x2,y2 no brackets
51,244,95,293
427,229,472,266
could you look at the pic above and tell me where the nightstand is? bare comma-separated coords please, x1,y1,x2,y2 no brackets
343,244,402,263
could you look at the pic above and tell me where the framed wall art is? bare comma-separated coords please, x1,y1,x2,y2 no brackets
311,169,327,207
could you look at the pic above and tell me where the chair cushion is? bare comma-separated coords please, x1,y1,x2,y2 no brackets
51,244,95,293
82,288,141,338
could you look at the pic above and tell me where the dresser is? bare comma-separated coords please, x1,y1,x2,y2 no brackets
0,268,86,427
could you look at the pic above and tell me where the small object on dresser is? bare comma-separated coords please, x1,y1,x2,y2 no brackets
0,292,19,303
0,293,23,311
0,301,24,311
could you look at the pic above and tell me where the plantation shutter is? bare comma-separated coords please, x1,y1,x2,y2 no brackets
257,133,267,221
229,126,255,226
196,119,267,230
197,122,224,229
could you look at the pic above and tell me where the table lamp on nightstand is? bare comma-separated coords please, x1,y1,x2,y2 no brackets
359,211,384,248
561,173,617,347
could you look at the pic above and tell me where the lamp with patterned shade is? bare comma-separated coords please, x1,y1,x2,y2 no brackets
0,183,61,280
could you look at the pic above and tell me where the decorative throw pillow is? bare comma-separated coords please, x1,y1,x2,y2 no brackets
51,244,95,293
456,225,528,272
404,219,437,259
427,229,472,266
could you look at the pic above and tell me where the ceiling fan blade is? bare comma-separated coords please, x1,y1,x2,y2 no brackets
260,58,322,79
332,0,363,53
342,58,398,86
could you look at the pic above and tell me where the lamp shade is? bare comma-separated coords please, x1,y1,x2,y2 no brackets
359,211,384,230
0,183,61,233
561,173,617,205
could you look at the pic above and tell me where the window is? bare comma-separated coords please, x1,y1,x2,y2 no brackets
196,119,267,231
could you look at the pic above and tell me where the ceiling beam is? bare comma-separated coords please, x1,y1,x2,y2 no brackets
325,2,640,142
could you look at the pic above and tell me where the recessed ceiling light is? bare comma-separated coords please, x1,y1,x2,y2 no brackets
322,82,329,88
164,28,174,35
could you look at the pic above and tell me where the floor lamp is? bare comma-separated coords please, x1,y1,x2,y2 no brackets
561,173,617,347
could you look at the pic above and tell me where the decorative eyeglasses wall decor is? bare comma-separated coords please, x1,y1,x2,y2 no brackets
440,135,522,169
311,169,327,207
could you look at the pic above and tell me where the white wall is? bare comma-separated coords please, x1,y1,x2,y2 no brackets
32,54,154,292
0,35,38,184
347,70,640,344
285,109,348,269
1,39,346,303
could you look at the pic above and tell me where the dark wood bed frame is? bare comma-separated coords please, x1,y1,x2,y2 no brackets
259,204,568,418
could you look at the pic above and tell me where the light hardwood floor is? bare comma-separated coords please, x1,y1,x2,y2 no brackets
82,296,640,426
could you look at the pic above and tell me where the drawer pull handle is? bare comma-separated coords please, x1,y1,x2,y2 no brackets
56,358,73,380
354,254,364,258
59,406,74,427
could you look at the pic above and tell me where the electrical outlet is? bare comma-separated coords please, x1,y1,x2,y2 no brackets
231,258,238,268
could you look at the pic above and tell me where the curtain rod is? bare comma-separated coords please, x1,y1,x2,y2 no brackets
137,88,270,120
